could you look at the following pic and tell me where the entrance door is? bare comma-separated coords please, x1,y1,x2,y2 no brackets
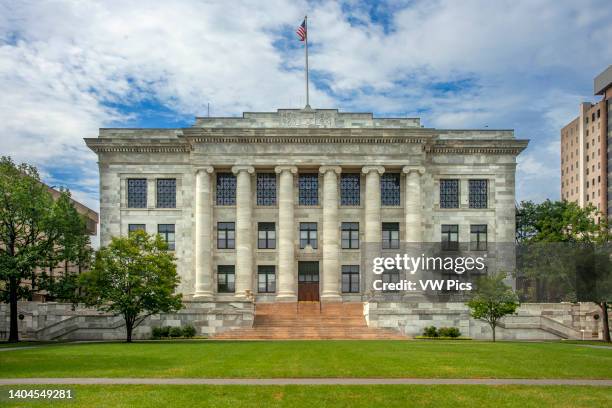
298,261,319,301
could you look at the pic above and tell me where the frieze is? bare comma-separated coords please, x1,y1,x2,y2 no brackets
279,111,336,128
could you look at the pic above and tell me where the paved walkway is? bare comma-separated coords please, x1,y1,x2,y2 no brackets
0,378,610,386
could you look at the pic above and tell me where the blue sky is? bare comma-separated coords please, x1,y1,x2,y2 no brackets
1,0,611,235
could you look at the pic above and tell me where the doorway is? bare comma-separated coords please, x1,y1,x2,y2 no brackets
298,261,319,301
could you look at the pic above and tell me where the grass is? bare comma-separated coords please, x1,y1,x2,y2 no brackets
1,340,611,379
0,385,610,407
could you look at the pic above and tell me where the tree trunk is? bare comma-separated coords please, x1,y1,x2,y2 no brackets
600,302,610,343
8,276,19,343
125,317,133,343
491,324,496,342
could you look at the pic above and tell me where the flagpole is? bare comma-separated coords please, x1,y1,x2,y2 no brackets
304,15,310,109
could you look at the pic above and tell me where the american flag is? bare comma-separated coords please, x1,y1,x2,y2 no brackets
296,19,307,41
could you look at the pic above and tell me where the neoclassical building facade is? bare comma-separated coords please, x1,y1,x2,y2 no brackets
85,108,528,303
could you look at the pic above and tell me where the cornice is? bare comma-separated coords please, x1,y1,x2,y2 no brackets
84,139,190,153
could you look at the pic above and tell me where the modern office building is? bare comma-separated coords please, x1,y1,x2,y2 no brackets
561,65,612,221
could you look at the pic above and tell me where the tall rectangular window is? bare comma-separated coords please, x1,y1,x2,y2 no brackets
156,179,176,208
382,269,400,292
216,173,236,205
128,224,146,234
217,265,235,293
341,222,359,249
258,265,276,293
341,265,360,293
256,173,276,206
441,224,459,251
381,173,400,206
299,222,318,249
470,224,487,251
298,174,319,205
157,224,175,251
382,222,400,249
340,173,360,206
469,179,488,209
258,222,276,249
127,179,147,208
440,179,459,208
217,222,235,249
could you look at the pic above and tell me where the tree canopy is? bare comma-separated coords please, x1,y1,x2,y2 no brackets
0,156,90,342
516,199,612,342
80,230,183,342
467,272,519,342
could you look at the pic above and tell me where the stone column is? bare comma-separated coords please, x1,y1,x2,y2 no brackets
319,166,342,301
193,166,214,299
402,166,425,243
362,166,385,243
275,165,298,301
232,165,255,298
362,166,385,295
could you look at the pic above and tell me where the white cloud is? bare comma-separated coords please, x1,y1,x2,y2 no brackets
1,0,611,233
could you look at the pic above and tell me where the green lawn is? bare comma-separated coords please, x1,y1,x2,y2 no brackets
1,340,611,379
0,385,610,407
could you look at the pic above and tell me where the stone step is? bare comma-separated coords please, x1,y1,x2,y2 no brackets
212,301,408,340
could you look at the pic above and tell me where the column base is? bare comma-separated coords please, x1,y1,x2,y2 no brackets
320,292,342,302
276,292,297,302
192,291,214,301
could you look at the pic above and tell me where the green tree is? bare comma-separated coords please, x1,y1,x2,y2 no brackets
516,200,612,342
0,157,90,342
80,231,183,342
467,272,519,342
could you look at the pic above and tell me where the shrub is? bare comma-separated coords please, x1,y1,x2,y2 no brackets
438,327,461,338
182,325,197,338
159,326,171,338
422,326,438,337
151,326,163,339
169,327,183,337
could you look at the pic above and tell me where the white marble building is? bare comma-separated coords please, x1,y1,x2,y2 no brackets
85,108,528,304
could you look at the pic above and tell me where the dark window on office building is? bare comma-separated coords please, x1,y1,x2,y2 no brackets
258,222,276,249
258,265,276,293
340,173,360,206
441,224,459,251
156,179,176,208
217,265,235,293
381,173,400,206
256,173,276,206
127,179,147,208
158,224,175,251
382,222,400,249
299,222,318,249
341,222,359,249
128,224,146,234
469,179,488,209
470,225,487,251
440,179,459,208
342,265,360,293
216,173,236,205
298,174,319,205
382,269,401,292
217,222,235,249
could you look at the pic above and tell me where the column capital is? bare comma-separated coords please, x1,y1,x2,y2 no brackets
231,165,255,174
362,165,385,175
195,166,214,174
402,166,425,175
274,165,298,174
319,165,342,175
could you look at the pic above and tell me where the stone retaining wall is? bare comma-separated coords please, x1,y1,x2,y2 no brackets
0,301,254,341
365,302,607,340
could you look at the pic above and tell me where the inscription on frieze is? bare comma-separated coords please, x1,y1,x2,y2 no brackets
279,111,336,128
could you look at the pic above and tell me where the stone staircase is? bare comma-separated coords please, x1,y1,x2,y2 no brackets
213,302,408,340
